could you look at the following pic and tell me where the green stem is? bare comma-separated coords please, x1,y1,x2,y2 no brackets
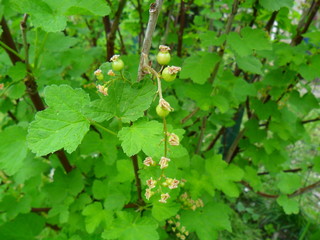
91,122,117,136
0,40,24,60
163,117,168,157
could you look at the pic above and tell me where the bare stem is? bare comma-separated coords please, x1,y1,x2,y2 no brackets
138,0,164,81
131,155,144,205
163,117,168,157
195,116,207,154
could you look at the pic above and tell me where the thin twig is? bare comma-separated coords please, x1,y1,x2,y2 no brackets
209,0,240,83
241,180,320,199
137,0,144,48
1,16,73,173
131,155,144,205
181,107,200,124
106,0,127,60
258,165,313,176
265,11,279,33
225,129,245,163
291,0,320,46
177,0,186,57
195,116,207,154
301,117,320,124
205,127,225,152
138,0,164,81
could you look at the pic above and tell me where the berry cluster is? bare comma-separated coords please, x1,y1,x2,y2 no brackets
93,55,125,96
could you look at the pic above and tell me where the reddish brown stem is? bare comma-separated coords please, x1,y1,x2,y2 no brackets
0,17,72,174
131,155,144,205
291,0,320,46
177,0,186,57
205,127,225,152
106,0,127,60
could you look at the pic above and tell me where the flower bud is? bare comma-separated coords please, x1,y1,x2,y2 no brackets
94,69,104,81
143,157,156,167
96,85,108,96
168,132,180,146
159,98,173,112
159,193,170,203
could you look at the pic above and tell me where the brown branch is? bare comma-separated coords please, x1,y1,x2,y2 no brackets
117,28,127,55
131,155,144,205
1,16,73,174
106,0,127,60
137,0,144,48
181,107,200,124
7,111,18,123
258,165,313,176
177,0,186,57
46,223,61,231
301,117,320,124
249,0,259,27
138,0,164,81
291,0,320,46
265,11,278,33
195,116,207,154
225,129,245,163
31,207,50,213
205,126,225,152
0,17,22,63
210,0,240,83
241,178,320,199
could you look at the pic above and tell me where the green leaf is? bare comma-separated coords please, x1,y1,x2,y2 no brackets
211,95,229,113
0,213,45,240
10,0,67,32
276,173,302,194
152,202,180,222
205,155,244,197
65,0,111,16
236,55,263,74
0,126,28,175
277,195,299,214
227,28,271,57
44,168,84,203
0,195,31,220
180,202,232,240
82,202,113,234
117,120,163,156
102,211,159,240
180,53,220,84
88,80,156,123
298,55,320,81
27,85,91,156
259,0,293,11
7,62,26,82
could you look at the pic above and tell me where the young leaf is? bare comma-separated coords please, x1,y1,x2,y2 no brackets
205,155,244,197
102,211,159,240
180,202,232,240
180,53,220,84
0,126,28,175
82,202,113,234
118,120,163,156
277,195,299,215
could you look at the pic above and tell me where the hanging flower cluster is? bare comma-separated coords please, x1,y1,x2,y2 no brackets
167,215,189,240
143,156,182,203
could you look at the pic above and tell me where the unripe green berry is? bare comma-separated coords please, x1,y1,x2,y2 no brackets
162,67,177,82
112,59,124,71
156,104,170,118
157,52,171,65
